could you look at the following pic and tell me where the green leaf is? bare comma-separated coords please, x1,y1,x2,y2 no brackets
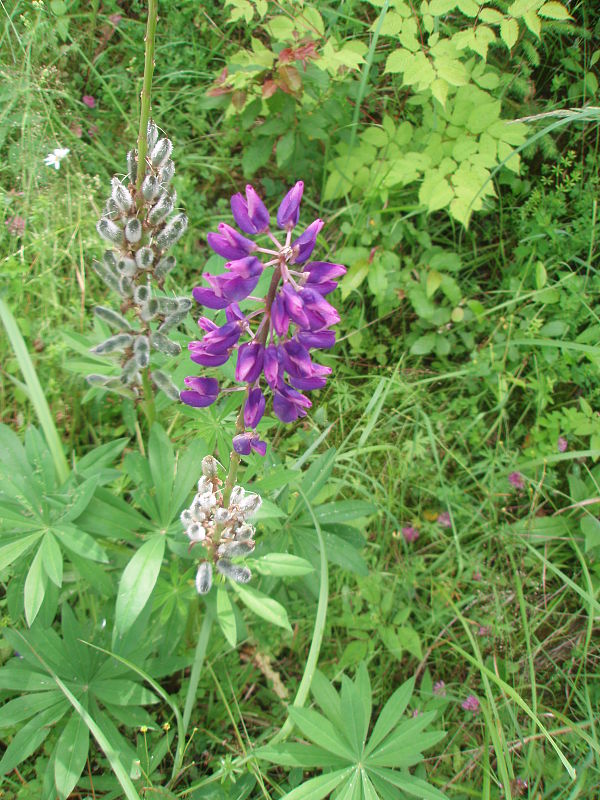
148,424,174,525
242,138,272,176
52,523,109,563
41,532,63,586
231,581,292,631
367,712,440,766
581,515,600,551
24,546,48,626
115,537,165,636
257,742,344,768
0,532,42,571
0,690,63,727
365,678,415,755
410,333,436,355
280,768,353,800
54,710,89,800
539,1,570,18
340,672,370,756
217,586,237,647
500,17,519,48
311,670,344,730
315,501,376,525
92,679,158,707
368,766,447,799
277,130,295,167
287,707,357,761
0,702,68,776
253,553,314,576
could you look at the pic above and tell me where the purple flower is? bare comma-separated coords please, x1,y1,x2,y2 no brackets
433,680,446,697
233,432,267,456
461,694,480,713
184,181,344,456
277,181,304,229
401,526,419,543
5,215,25,236
557,436,568,452
180,377,219,408
437,511,451,527
231,185,270,234
508,471,525,490
82,94,96,108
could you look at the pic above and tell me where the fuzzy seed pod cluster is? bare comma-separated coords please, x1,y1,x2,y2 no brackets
181,456,262,595
87,121,189,399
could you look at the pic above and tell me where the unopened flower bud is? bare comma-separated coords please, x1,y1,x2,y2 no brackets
234,523,255,541
201,455,219,479
111,177,133,212
216,559,251,584
97,218,123,245
135,246,154,270
124,218,142,243
151,369,181,401
150,138,173,168
240,493,261,516
94,305,133,330
142,175,161,202
187,523,206,542
150,332,181,356
91,333,133,355
156,213,187,250
154,255,176,280
195,562,212,594
148,190,175,225
181,509,193,526
229,486,244,506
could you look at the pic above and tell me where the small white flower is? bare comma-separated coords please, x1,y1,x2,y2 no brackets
44,147,70,170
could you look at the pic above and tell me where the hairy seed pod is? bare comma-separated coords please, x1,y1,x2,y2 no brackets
91,333,133,355
234,523,255,541
86,373,110,386
154,255,176,280
127,149,137,183
195,562,212,595
117,257,137,277
135,246,154,270
156,297,179,314
217,540,255,558
150,332,181,356
102,250,118,269
156,214,187,250
92,260,121,295
151,369,181,401
103,198,119,219
133,335,150,368
96,218,123,245
201,455,218,479
176,297,193,312
147,120,159,151
142,175,161,203
159,308,187,332
216,559,252,584
148,191,175,225
159,159,175,185
94,305,133,331
134,284,151,305
150,137,173,168
119,275,133,297
124,218,142,243
111,177,133,212
120,355,138,381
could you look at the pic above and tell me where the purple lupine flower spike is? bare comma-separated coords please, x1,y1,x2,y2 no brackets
277,181,304,230
183,179,344,454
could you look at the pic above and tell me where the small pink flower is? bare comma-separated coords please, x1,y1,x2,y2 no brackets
433,680,446,697
411,708,421,717
461,694,479,713
557,436,568,453
477,625,491,637
437,511,451,528
472,570,482,581
401,526,419,543
109,13,122,25
88,125,99,138
508,471,525,490
82,95,96,108
5,215,26,236
70,122,83,138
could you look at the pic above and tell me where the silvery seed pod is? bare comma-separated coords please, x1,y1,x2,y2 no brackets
142,174,161,202
133,335,150,368
234,523,255,541
196,491,217,511
117,257,137,277
217,540,255,558
111,177,133,213
124,218,142,243
229,486,244,506
156,297,179,314
150,137,173,168
97,218,123,245
94,305,133,331
197,475,213,493
103,198,119,219
86,373,110,386
92,260,121,295
240,493,261,516
91,333,133,355
176,297,193,312
151,369,181,401
102,250,118,269
154,255,176,280
147,120,159,151
156,214,187,250
127,149,137,183
135,246,154,270
181,509,193,527
140,299,158,322
120,356,138,383
159,159,175,185
150,332,181,356
195,562,213,595
159,309,187,332
216,559,251,584
134,284,151,305
119,275,133,297
148,191,175,225
187,523,206,542
202,456,219,479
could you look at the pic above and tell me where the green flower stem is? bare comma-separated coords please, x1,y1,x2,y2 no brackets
135,0,158,196
141,366,156,428
222,406,245,506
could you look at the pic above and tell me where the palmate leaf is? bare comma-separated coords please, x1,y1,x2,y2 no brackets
287,707,357,761
54,710,90,800
115,535,166,636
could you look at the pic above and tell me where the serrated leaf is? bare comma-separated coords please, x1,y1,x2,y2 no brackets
539,1,570,19
500,17,519,48
276,130,295,167
231,581,292,631
54,710,89,799
115,537,165,636
217,586,237,647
